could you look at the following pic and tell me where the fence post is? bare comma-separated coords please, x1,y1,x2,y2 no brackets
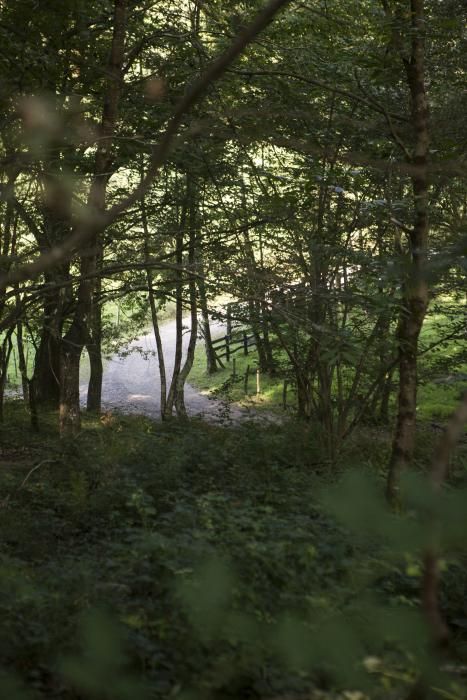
243,331,248,356
244,364,250,395
256,368,261,395
232,357,236,379
282,380,288,410
225,335,230,362
226,304,232,337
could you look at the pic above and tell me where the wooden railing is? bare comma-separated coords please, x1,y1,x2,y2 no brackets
211,330,257,362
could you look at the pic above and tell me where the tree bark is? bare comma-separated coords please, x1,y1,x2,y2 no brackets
296,373,312,421
86,272,103,413
59,322,82,436
140,192,167,417
59,0,127,432
147,275,167,417
0,329,13,422
34,290,62,407
422,391,467,645
261,300,276,375
198,264,218,375
16,314,29,403
174,196,198,418
387,0,430,503
164,180,190,419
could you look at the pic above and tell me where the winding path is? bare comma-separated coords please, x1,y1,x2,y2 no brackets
79,318,246,421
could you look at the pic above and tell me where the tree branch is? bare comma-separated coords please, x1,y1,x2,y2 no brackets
0,0,293,291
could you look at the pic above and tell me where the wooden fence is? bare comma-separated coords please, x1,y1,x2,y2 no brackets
211,330,257,362
210,328,294,404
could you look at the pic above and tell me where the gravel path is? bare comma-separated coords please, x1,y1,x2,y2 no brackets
79,319,246,422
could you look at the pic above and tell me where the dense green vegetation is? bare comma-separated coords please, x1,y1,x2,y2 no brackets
191,296,467,422
1,406,467,699
0,0,466,697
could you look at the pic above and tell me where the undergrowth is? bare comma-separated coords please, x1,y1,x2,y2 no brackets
0,401,466,699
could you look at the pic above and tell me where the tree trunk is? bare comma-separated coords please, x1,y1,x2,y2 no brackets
175,284,198,417
59,323,82,436
248,298,268,371
16,315,29,403
164,228,185,419
60,0,127,428
174,203,198,418
296,372,312,421
164,180,190,419
198,266,217,374
148,278,167,417
86,272,103,413
34,287,61,406
140,191,167,417
0,330,13,423
387,0,430,503
261,300,276,374
379,369,393,424
86,337,103,412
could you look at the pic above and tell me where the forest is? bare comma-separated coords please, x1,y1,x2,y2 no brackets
0,0,466,698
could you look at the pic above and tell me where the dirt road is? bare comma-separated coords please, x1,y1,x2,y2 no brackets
79,319,245,421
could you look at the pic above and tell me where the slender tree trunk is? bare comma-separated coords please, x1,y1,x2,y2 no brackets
16,316,29,403
387,0,430,502
34,188,72,408
86,271,103,413
174,293,197,419
175,199,198,417
164,228,185,418
147,276,167,417
34,285,62,406
296,372,312,420
241,229,269,371
198,265,217,374
367,225,396,423
59,0,127,430
261,300,275,374
248,298,268,370
86,341,103,412
140,193,167,417
0,330,13,422
379,369,394,424
164,181,190,419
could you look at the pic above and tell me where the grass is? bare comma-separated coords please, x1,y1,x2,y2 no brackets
190,339,291,413
190,298,467,422
417,296,467,419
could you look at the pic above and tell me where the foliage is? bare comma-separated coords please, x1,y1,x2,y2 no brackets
0,404,466,698
190,295,467,426
0,0,466,698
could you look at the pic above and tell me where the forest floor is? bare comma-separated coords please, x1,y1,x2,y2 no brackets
0,404,466,699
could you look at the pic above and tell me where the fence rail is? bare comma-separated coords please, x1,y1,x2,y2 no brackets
211,330,257,362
